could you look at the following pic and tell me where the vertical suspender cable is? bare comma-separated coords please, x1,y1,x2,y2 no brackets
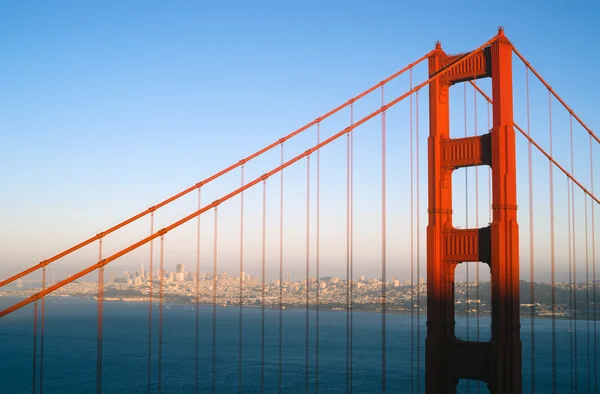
346,107,351,394
196,188,202,394
464,84,470,362
305,156,311,394
158,234,164,394
410,71,415,394
97,238,104,394
487,102,492,224
148,212,154,394
316,123,321,393
381,85,387,394
239,166,244,394
416,90,421,393
350,103,355,394
549,92,557,394
591,134,598,393
279,143,284,394
212,208,218,394
570,115,578,392
586,174,591,392
472,80,480,394
568,174,574,394
40,267,46,394
32,300,38,394
261,180,267,394
526,67,535,393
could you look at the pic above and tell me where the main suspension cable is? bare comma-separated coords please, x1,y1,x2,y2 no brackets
4,38,500,319
0,53,432,291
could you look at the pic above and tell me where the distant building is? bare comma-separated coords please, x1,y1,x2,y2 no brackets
176,263,184,274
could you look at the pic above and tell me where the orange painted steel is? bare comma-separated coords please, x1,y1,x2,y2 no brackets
469,81,600,206
512,47,600,144
0,34,497,319
0,54,431,291
426,28,521,393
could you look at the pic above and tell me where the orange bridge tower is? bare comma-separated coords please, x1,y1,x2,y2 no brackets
425,27,522,393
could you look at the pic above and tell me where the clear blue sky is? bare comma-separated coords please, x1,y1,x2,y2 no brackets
1,1,598,283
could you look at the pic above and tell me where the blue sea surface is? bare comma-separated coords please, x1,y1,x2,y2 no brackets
0,297,597,393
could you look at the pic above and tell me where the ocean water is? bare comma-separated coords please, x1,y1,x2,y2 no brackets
0,297,597,393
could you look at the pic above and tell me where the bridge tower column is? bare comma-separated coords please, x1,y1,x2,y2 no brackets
425,28,522,393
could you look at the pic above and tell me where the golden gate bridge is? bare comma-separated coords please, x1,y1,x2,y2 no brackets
1,28,598,393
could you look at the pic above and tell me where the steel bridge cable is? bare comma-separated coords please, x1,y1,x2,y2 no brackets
381,85,387,393
568,174,574,393
350,103,355,394
416,89,421,393
158,234,164,394
40,267,45,394
526,66,536,393
472,79,480,394
196,188,202,394
346,107,351,393
261,180,267,394
549,91,557,394
464,85,470,378
278,143,284,394
239,166,244,394
316,123,321,393
212,208,218,394
591,134,598,392
305,156,310,394
511,46,600,144
468,81,600,205
570,114,579,393
0,54,431,292
32,301,37,394
487,102,492,225
148,212,154,394
97,238,104,394
409,70,415,394
2,35,500,318
586,177,591,392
